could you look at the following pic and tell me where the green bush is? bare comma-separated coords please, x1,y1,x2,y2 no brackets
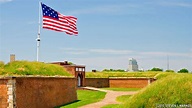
149,67,163,71
102,69,125,72
178,68,189,73
165,70,174,72
1,61,72,76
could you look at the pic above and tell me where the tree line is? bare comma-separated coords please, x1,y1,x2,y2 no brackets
101,67,190,73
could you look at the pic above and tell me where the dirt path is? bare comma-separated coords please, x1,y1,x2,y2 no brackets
79,87,138,108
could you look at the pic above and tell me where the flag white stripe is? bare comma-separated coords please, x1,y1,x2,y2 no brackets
43,21,78,32
43,25,77,35
43,17,77,31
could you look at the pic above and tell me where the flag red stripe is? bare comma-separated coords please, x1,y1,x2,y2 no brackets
43,26,63,32
43,23,78,34
43,18,77,30
43,26,78,35
43,16,78,35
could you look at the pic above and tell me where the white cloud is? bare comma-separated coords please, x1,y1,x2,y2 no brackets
89,49,133,55
65,1,192,16
157,1,192,8
59,47,192,71
60,48,89,55
68,54,191,72
65,3,141,15
140,52,190,57
61,48,191,58
60,48,133,55
0,0,12,3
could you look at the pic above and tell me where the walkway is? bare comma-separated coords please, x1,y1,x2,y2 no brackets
79,87,138,108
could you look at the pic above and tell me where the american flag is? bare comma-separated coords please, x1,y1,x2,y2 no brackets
41,3,78,35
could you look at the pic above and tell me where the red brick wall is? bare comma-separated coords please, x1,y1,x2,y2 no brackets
85,78,155,88
63,66,76,76
109,78,149,88
15,77,77,108
0,79,8,108
85,78,109,88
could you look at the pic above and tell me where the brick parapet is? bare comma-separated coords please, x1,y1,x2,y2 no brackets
85,78,109,88
0,76,77,108
85,77,156,88
0,79,9,108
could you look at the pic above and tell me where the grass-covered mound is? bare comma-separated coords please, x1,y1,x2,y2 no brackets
86,72,159,78
154,72,175,79
0,61,72,76
118,73,192,108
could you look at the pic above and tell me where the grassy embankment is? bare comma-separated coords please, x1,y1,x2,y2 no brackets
0,61,72,76
102,73,192,108
123,73,192,108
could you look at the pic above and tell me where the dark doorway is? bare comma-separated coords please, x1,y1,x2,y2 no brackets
77,74,83,87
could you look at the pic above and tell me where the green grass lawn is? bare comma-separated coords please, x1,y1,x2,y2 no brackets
59,90,106,108
86,71,160,78
102,88,141,91
102,95,132,108
102,104,120,108
116,95,131,103
0,61,72,76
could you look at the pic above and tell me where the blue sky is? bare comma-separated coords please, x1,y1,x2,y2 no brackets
0,0,192,71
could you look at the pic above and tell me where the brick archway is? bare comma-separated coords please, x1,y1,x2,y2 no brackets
77,73,83,87
75,67,85,87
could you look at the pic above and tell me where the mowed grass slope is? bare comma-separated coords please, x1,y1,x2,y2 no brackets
117,73,192,108
86,72,159,78
0,61,72,76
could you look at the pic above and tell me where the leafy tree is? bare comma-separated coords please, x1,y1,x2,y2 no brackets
68,62,73,65
110,69,114,71
150,67,163,71
178,68,189,73
116,69,125,72
102,69,110,72
102,69,125,72
165,70,174,72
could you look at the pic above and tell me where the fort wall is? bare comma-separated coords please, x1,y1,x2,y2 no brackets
0,76,77,108
85,77,156,88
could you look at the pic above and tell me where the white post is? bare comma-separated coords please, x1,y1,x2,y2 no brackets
36,2,41,61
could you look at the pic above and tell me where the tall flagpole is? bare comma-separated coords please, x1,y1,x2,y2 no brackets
36,2,41,61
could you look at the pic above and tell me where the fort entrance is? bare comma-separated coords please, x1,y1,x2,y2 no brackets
52,61,85,87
